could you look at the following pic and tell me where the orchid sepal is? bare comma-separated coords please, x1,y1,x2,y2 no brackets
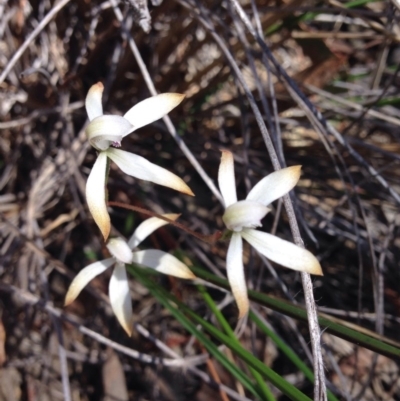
241,229,323,275
110,263,133,336
86,152,110,241
226,233,249,318
85,82,104,121
123,93,185,131
105,148,194,196
128,213,180,249
218,150,237,208
64,258,114,306
132,249,196,279
247,165,302,206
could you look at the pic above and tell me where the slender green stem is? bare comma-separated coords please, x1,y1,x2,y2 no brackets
249,311,340,401
190,265,400,359
199,285,277,401
130,265,313,401
129,266,262,399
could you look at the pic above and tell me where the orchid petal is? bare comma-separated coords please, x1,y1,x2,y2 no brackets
128,214,180,249
227,233,249,318
106,148,194,196
223,200,269,232
85,82,104,121
107,238,133,264
86,152,110,240
123,93,185,132
242,229,323,275
246,166,301,206
64,258,114,306
109,263,133,336
132,250,195,279
218,150,237,208
86,115,133,151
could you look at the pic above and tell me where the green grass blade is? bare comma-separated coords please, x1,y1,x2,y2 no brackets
130,266,313,401
128,266,262,399
249,310,340,401
190,265,400,359
177,298,313,401
198,285,277,401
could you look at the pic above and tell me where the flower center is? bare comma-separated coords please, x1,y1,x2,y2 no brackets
222,200,270,232
106,238,133,264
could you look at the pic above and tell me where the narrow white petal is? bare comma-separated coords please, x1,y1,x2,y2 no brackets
64,258,114,305
132,250,195,279
86,82,104,121
226,233,249,318
86,115,133,151
123,93,185,132
246,166,301,206
218,150,237,208
109,263,133,336
222,200,269,232
107,238,133,264
106,148,194,196
128,214,180,249
86,152,110,240
242,229,323,275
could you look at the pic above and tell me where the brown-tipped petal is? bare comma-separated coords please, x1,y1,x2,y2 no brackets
86,82,104,121
227,233,249,319
128,213,180,249
86,152,110,241
242,228,323,275
109,263,133,336
246,165,302,206
106,148,194,196
64,258,114,306
132,250,196,279
218,150,237,208
123,93,185,132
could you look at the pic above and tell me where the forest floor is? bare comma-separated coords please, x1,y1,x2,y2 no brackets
1,0,400,400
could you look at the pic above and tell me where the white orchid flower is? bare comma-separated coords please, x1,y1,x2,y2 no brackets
218,150,322,318
65,214,195,336
84,82,194,240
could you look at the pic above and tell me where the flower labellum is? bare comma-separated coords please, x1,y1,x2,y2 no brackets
65,214,195,336
107,238,133,264
218,150,322,318
223,200,269,231
84,82,194,240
